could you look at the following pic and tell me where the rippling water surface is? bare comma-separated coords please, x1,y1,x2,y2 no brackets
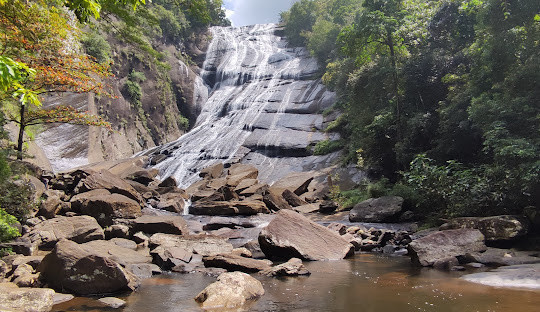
52,254,540,312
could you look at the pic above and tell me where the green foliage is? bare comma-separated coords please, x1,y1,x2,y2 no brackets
0,206,20,242
331,188,369,210
283,0,540,219
81,31,112,63
313,139,342,155
176,114,189,130
0,180,35,222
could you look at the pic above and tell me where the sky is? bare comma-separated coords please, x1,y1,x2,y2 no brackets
223,0,300,27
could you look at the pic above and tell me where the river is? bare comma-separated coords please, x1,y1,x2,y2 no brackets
52,253,540,312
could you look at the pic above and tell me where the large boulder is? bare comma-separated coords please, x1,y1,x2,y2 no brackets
439,215,530,242
70,190,142,226
349,196,404,222
408,229,487,267
258,210,354,261
0,283,55,312
194,272,264,310
132,215,189,235
73,169,144,203
202,254,272,273
270,172,314,195
24,216,104,249
464,248,540,266
190,200,270,216
39,239,139,295
263,187,292,211
79,240,152,266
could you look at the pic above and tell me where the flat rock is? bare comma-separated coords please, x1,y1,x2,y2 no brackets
149,233,234,256
258,210,354,261
194,272,264,310
439,215,530,241
73,169,143,203
408,229,487,267
98,297,126,309
349,196,404,222
270,172,315,195
464,248,540,266
202,216,256,231
24,215,104,249
462,264,540,289
132,215,189,235
293,203,320,214
260,257,310,277
0,284,55,312
71,192,142,226
190,200,270,216
203,254,272,273
81,240,152,266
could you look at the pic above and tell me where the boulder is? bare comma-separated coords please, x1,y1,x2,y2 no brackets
202,254,272,273
349,196,404,222
73,169,143,203
126,169,158,186
155,192,187,213
318,200,338,214
293,203,320,214
70,191,142,226
158,176,177,188
37,190,64,219
202,216,256,231
327,223,347,235
271,172,314,195
24,216,104,249
149,233,234,256
408,229,487,267
132,215,189,235
194,272,264,310
0,283,55,312
259,257,310,277
234,179,258,193
81,240,152,266
39,239,139,295
151,246,193,270
263,188,292,211
258,210,355,261
11,264,40,287
104,224,130,239
199,163,224,179
190,200,270,216
239,183,268,196
439,215,530,242
281,189,307,207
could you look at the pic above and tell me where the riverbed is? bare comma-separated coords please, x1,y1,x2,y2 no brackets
51,253,540,312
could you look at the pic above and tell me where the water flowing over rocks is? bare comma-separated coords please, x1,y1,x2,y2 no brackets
462,264,540,289
149,24,339,188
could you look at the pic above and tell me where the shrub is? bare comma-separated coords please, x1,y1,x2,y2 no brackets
0,180,35,221
81,32,111,64
313,139,342,155
177,114,189,130
0,206,20,242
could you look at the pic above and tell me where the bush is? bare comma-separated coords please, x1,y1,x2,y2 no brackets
0,207,20,242
313,139,342,155
176,114,189,130
0,180,35,221
366,178,389,198
81,32,111,63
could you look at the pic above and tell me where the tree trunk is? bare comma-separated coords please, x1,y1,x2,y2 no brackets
17,103,26,160
386,28,401,137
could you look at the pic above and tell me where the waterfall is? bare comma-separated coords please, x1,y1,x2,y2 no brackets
151,24,337,188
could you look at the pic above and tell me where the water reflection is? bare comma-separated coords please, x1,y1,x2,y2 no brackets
52,254,540,312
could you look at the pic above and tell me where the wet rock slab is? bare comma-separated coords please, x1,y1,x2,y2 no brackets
462,263,540,289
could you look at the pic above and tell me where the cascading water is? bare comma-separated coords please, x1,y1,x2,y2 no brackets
151,24,337,188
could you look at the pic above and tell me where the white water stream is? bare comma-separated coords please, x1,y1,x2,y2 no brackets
151,24,335,188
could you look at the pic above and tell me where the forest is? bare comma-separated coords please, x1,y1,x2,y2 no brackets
281,0,539,221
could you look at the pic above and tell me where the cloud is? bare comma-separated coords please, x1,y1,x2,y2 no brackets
223,0,300,27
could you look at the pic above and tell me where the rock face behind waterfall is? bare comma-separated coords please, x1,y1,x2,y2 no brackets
150,24,339,188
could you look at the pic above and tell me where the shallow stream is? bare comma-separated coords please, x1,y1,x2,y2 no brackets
52,253,540,312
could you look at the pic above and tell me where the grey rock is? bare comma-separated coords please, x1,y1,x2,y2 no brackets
349,196,404,222
408,229,486,267
98,297,126,309
132,215,189,235
464,248,540,266
260,257,310,277
202,254,272,273
0,283,55,312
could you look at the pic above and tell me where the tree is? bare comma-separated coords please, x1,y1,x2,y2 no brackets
0,0,113,159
